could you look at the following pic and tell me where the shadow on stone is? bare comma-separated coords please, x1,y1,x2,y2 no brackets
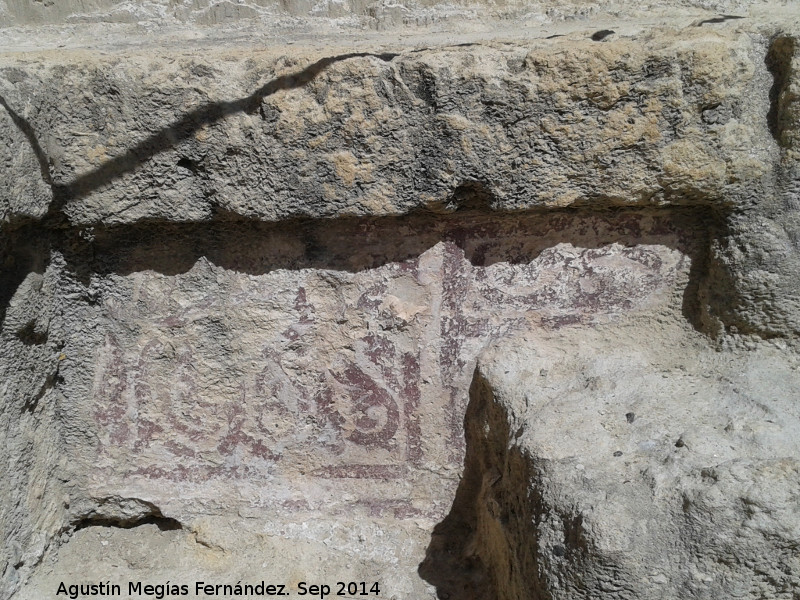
418,369,545,600
1,206,715,340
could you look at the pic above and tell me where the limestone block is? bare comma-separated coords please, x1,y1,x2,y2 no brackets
430,324,800,600
2,5,800,600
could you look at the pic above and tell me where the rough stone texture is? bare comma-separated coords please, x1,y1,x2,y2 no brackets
435,322,800,599
0,0,794,34
1,2,800,599
4,209,703,599
1,34,771,225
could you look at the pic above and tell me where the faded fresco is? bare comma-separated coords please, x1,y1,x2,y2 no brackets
87,210,701,516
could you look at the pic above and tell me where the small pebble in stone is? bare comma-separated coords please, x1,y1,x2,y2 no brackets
613,450,623,457
675,438,685,448
553,545,566,557
626,412,635,423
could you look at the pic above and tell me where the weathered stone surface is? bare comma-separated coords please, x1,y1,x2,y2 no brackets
3,26,800,343
435,323,800,599
0,0,792,32
3,208,703,598
1,3,800,600
0,32,778,226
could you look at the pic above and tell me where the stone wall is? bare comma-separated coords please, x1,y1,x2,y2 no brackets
1,5,799,599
